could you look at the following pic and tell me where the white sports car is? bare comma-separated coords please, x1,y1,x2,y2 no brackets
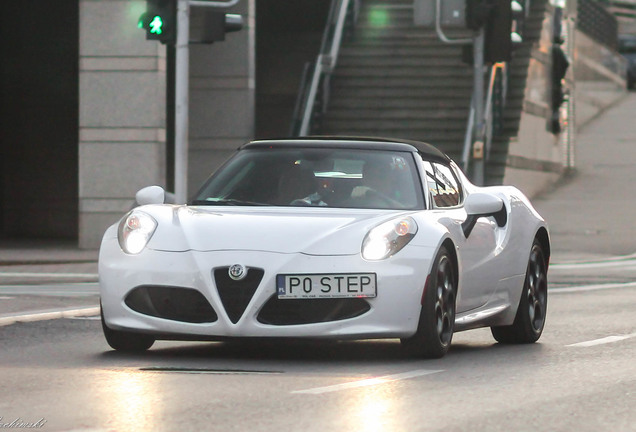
99,137,549,358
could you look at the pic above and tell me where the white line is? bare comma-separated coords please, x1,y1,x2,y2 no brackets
552,261,636,270
551,253,636,270
567,333,636,348
551,281,636,293
0,272,98,279
292,369,443,395
0,306,100,327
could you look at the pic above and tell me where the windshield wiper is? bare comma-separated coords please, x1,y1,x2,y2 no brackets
191,198,269,206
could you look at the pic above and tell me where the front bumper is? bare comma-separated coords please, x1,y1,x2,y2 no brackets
99,239,434,340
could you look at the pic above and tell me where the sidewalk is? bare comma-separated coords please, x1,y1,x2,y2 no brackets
532,91,636,263
0,239,98,265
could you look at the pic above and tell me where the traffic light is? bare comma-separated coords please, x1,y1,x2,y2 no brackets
465,1,525,64
484,0,512,63
510,1,525,45
138,0,177,44
197,12,244,43
465,0,494,31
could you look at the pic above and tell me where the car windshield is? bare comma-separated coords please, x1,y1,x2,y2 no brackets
192,147,425,209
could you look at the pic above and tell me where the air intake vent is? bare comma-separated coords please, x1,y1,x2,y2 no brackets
125,285,217,323
214,267,265,324
258,297,370,325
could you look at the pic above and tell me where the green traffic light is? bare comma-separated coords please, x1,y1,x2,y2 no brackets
149,15,163,35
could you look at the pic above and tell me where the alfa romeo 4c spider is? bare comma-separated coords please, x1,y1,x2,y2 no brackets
99,137,549,358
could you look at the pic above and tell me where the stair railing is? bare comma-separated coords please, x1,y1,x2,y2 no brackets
461,62,508,173
483,62,507,161
290,0,359,137
461,98,475,170
434,0,472,44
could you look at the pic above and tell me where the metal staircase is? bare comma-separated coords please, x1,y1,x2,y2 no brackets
293,0,550,185
320,0,473,162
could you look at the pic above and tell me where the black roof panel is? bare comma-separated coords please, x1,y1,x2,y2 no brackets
241,136,451,163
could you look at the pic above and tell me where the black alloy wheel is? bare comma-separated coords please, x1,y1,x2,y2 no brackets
402,245,456,358
491,240,548,343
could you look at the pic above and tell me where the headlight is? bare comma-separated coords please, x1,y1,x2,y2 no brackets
117,211,157,254
362,217,418,260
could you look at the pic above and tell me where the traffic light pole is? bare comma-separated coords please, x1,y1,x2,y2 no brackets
174,0,190,204
472,27,486,186
172,0,242,204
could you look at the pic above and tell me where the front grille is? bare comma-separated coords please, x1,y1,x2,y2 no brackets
214,267,265,324
257,296,371,325
125,285,217,323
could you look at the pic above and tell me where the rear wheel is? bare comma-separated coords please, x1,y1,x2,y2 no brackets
402,246,456,358
101,306,155,352
491,240,548,344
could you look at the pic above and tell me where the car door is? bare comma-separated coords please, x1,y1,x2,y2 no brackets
423,161,502,313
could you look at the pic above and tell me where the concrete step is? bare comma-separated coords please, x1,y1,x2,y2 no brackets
339,46,466,59
337,54,471,67
329,97,472,109
322,118,468,130
325,105,469,118
334,65,474,78
329,86,473,99
331,76,473,88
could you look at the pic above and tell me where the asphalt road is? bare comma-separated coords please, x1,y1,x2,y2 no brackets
0,275,635,432
2,93,636,432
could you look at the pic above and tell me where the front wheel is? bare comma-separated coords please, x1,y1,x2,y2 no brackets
402,246,456,358
101,307,155,352
491,240,548,344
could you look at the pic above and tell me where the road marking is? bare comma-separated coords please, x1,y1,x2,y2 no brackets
567,333,636,348
292,369,443,395
0,283,100,296
551,253,636,270
0,271,98,279
551,281,636,293
0,306,100,327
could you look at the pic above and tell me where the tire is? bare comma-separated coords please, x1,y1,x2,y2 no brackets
491,240,548,344
402,246,456,358
101,306,155,352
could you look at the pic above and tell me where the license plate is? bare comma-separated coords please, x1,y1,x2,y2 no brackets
277,273,377,299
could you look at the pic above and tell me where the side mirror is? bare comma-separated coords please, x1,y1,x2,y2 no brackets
135,186,166,206
465,192,504,216
462,192,507,237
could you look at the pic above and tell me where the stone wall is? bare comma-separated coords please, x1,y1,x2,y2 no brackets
78,0,167,248
78,0,254,249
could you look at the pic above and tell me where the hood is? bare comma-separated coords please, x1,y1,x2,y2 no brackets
147,205,407,255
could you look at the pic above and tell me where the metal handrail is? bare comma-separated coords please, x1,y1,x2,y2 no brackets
189,0,240,7
289,63,313,137
461,97,475,171
482,62,507,161
295,0,357,136
435,0,472,44
461,62,508,172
